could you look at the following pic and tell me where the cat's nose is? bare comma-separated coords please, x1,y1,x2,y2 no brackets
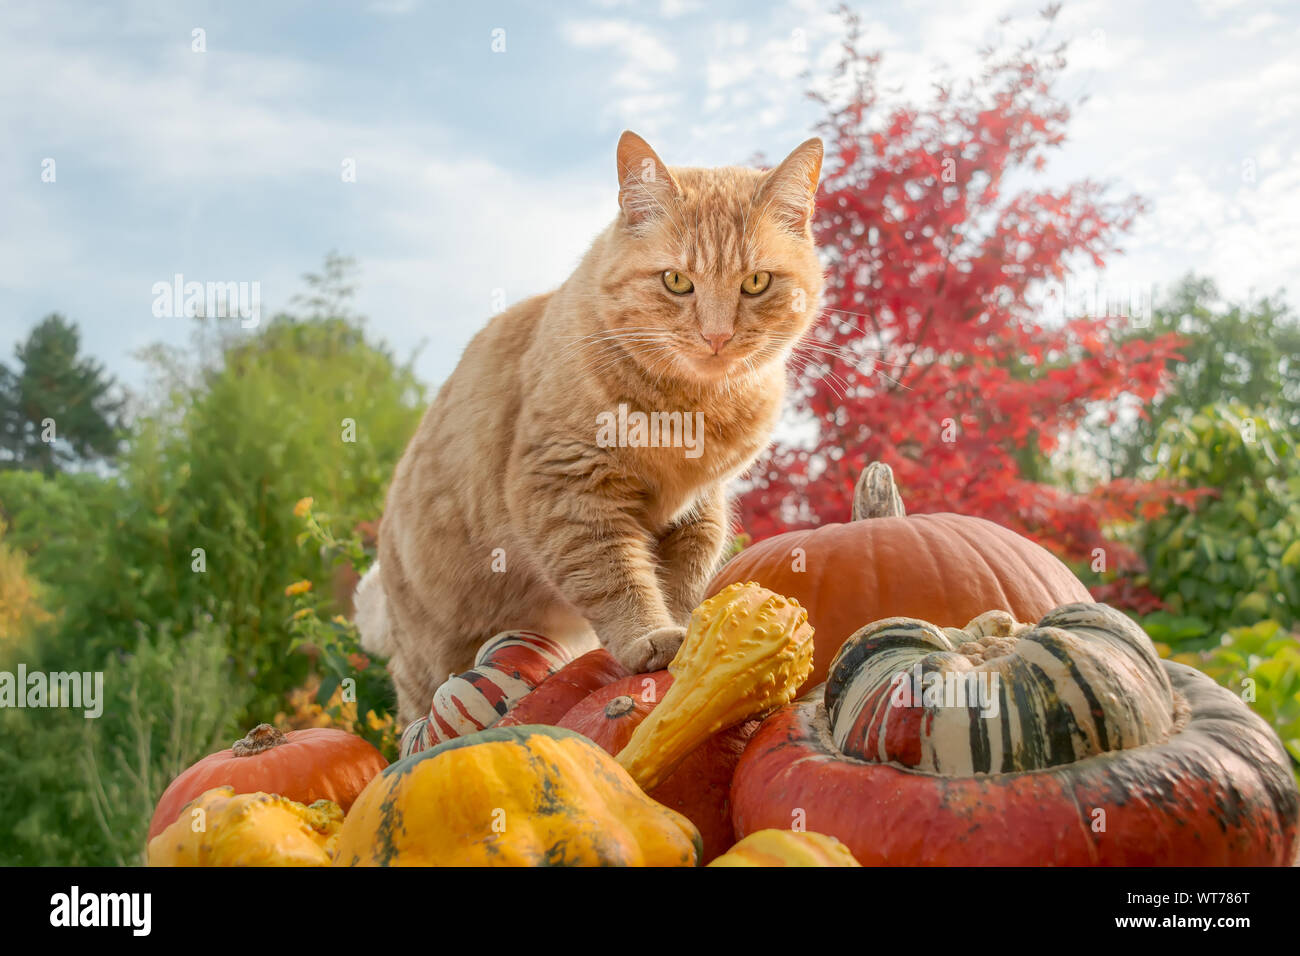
702,331,733,354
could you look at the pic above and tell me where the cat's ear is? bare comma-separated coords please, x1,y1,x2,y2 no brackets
756,137,823,237
617,131,680,228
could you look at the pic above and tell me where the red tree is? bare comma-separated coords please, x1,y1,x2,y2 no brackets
738,6,1189,580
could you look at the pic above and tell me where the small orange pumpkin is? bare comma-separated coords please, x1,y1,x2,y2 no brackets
148,724,386,840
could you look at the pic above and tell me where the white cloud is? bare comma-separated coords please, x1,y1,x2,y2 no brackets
366,0,420,14
1227,11,1283,37
560,19,679,90
0,4,615,390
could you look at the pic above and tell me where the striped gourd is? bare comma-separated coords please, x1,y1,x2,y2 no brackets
400,631,572,757
731,601,1300,866
825,604,1175,775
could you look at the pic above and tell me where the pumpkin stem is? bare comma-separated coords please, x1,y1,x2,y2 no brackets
232,723,288,757
605,696,636,718
851,461,907,520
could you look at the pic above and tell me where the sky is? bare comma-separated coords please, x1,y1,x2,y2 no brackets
2,0,1297,397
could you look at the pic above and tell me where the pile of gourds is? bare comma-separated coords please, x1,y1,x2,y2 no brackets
147,464,1300,867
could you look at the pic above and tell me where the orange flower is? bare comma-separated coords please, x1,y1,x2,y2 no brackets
348,652,370,671
293,497,314,518
285,580,313,596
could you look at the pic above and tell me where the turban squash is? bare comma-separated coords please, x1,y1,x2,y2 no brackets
334,724,701,866
148,723,386,840
731,602,1300,866
706,462,1092,691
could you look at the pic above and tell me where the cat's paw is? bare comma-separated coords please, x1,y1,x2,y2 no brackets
616,625,687,672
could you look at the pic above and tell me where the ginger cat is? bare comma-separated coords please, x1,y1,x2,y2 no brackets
356,131,824,724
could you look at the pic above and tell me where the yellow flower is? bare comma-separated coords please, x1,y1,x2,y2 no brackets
292,607,314,620
331,615,348,626
285,580,313,596
293,497,314,518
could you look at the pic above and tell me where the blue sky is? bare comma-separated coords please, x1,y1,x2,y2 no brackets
2,0,1297,398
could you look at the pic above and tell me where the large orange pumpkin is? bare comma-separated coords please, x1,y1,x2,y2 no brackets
706,462,1091,690
148,724,387,840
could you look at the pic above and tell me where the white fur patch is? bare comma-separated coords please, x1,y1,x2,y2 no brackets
354,562,393,657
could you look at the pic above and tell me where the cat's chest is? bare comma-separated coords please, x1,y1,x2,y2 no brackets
616,411,770,527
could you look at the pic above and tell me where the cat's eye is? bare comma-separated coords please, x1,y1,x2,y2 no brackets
662,271,694,295
741,271,772,295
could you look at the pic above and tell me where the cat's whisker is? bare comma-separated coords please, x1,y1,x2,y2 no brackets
556,331,673,365
581,339,679,379
792,341,913,372
778,343,855,398
785,355,850,402
793,347,897,396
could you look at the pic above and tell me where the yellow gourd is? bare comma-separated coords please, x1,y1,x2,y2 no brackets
616,581,815,792
707,829,861,867
147,786,343,866
332,724,701,866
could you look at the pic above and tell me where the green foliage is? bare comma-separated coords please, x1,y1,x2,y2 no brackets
0,469,134,648
4,309,423,719
0,621,249,865
117,313,423,713
0,313,125,473
1138,404,1300,640
285,499,398,760
0,516,50,642
0,255,422,864
1104,276,1300,478
1167,620,1300,786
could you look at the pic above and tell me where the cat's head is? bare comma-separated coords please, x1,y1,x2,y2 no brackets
595,131,825,387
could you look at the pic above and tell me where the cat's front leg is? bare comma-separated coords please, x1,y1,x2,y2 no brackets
656,486,731,625
518,481,685,673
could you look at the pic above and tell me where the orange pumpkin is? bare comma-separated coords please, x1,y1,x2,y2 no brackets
148,724,387,840
706,462,1091,690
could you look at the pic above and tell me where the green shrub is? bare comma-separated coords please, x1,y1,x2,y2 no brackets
283,497,398,759
0,620,249,865
1138,404,1300,642
0,279,423,863
1167,619,1300,786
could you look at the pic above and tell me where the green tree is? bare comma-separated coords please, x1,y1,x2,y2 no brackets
291,250,361,323
1102,277,1300,478
0,314,125,473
